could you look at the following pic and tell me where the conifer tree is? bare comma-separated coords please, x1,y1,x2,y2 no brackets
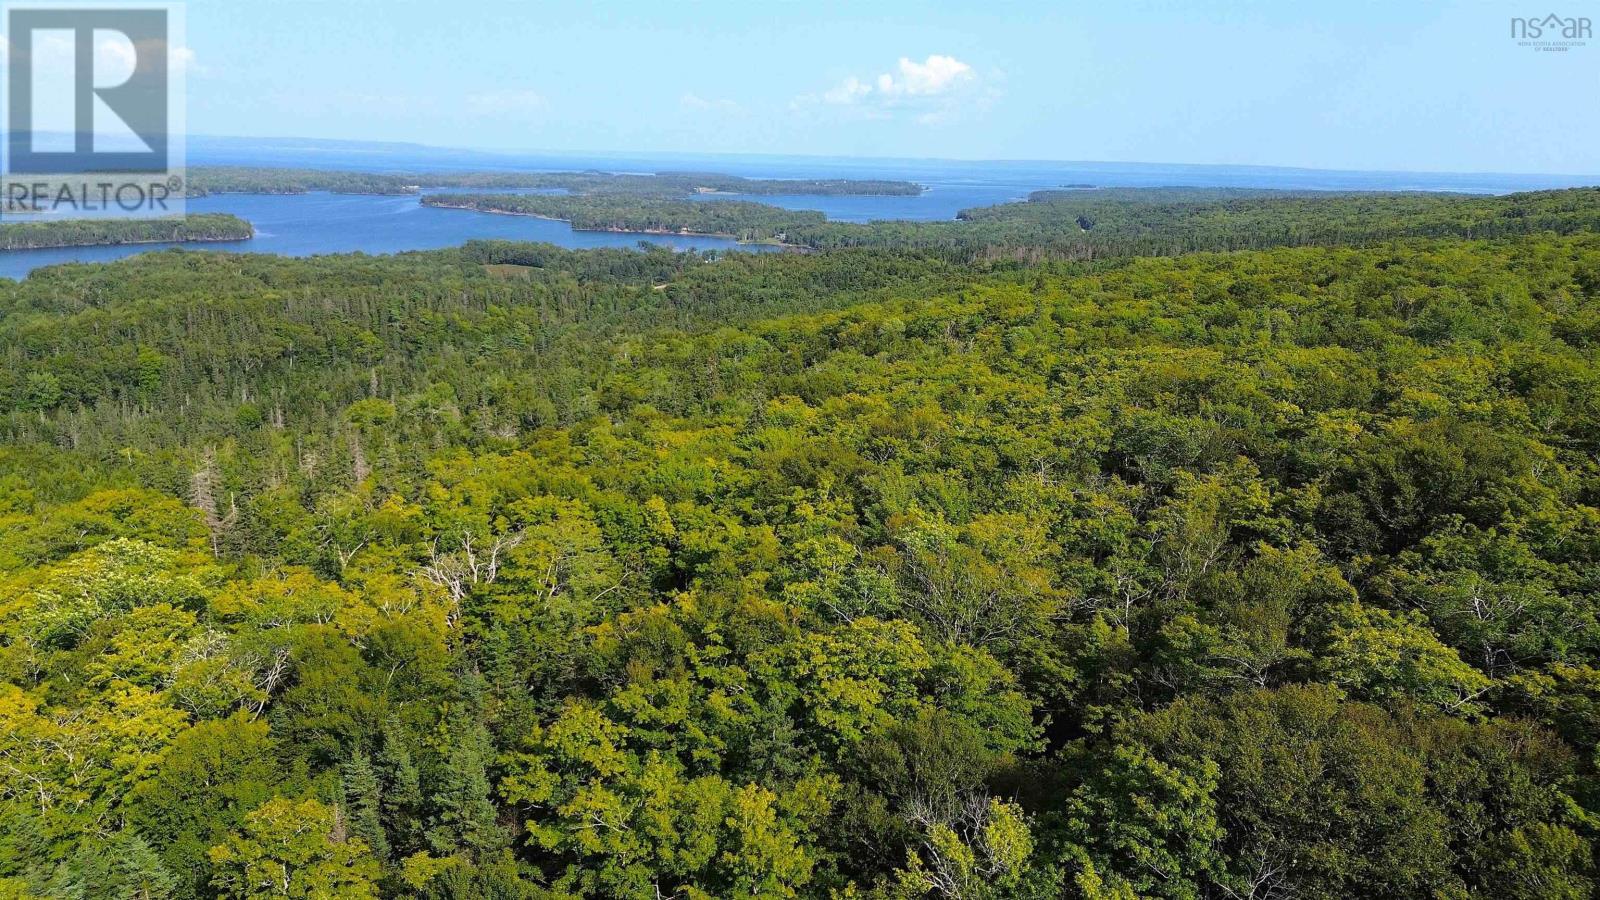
342,752,389,862
376,717,425,856
425,719,504,857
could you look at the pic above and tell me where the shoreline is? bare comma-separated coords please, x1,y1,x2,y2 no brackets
0,233,255,252
422,200,806,249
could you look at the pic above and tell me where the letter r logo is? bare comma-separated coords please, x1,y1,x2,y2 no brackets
6,7,169,173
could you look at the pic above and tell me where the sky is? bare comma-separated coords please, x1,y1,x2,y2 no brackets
53,0,1600,173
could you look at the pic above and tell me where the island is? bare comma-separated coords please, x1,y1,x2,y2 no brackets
423,192,824,244
0,213,254,250
420,185,1600,259
184,165,923,198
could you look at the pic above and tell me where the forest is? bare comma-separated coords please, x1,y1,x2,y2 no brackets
185,168,921,198
1,187,1599,900
423,194,826,243
0,214,253,250
433,186,1600,260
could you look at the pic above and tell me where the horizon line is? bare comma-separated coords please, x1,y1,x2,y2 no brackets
183,133,1600,183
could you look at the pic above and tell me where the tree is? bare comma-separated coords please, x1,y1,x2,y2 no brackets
340,753,388,862
207,798,379,900
43,831,178,900
887,798,1042,900
126,714,282,896
424,720,503,857
1478,824,1595,900
375,717,425,857
1059,746,1223,900
1314,603,1491,714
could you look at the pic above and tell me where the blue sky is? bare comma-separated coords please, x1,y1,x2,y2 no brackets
168,0,1599,173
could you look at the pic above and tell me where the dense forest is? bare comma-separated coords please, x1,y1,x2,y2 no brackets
940,187,1600,254
424,194,826,243
1,186,1599,900
0,214,253,250
434,186,1600,260
185,167,921,198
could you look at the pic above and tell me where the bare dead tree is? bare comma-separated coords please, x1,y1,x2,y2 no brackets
190,446,236,556
1219,848,1296,900
350,431,370,484
418,529,528,624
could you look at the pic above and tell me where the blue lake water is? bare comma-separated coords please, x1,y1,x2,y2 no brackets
0,190,765,280
3,138,1597,279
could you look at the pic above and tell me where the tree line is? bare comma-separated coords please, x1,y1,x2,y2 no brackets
185,167,922,198
428,185,1600,262
0,214,253,250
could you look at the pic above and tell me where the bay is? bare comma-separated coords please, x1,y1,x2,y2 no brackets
0,190,767,281
2,138,1596,279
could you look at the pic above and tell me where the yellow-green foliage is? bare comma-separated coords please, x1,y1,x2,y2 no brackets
1,207,1598,898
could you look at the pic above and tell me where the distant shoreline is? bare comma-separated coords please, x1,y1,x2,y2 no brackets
0,214,256,252
0,234,254,252
423,200,801,249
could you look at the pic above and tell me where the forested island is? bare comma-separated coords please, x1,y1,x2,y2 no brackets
423,184,1600,256
0,214,254,250
424,192,825,243
185,166,922,198
2,186,1600,899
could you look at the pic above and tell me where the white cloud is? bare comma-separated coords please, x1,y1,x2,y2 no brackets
0,32,201,76
878,55,973,97
107,36,204,76
171,44,200,75
798,54,993,124
822,76,872,106
681,92,741,113
465,89,546,116
95,31,138,84
29,31,77,74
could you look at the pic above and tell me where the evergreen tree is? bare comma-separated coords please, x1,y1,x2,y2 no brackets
342,751,389,862
425,719,504,858
376,717,425,857
45,832,179,900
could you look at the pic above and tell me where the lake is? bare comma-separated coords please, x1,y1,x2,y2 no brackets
2,140,1597,279
0,190,771,280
